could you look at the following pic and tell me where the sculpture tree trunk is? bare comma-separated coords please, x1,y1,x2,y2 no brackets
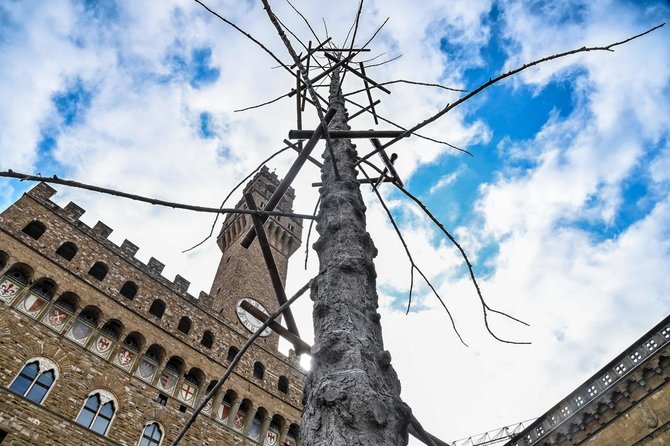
301,68,410,445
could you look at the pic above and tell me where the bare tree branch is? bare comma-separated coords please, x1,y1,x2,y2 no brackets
261,0,341,179
183,146,292,253
171,279,313,446
0,170,317,221
285,0,323,45
359,165,467,346
343,79,466,97
365,53,402,68
358,159,530,345
358,23,666,164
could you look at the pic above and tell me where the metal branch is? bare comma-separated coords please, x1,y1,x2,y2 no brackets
343,79,466,97
358,160,530,345
359,165,466,346
261,0,340,179
0,170,317,220
184,145,292,253
339,0,364,86
365,53,402,68
170,279,313,446
285,0,323,45
359,23,666,164
234,92,288,113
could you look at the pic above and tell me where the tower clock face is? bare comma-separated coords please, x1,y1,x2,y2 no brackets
235,298,272,337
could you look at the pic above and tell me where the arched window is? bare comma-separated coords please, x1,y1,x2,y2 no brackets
135,344,164,383
17,278,56,319
0,250,8,271
278,375,289,394
119,281,138,300
233,399,251,432
266,415,285,446
9,358,58,404
139,422,163,446
114,331,144,371
285,424,300,446
67,305,101,346
226,346,239,362
22,220,46,240
253,361,265,380
157,356,183,395
179,368,204,406
0,263,32,304
88,262,108,281
177,316,191,334
91,319,123,359
55,242,78,261
217,389,236,423
249,407,267,440
149,299,166,318
200,330,214,349
75,390,117,435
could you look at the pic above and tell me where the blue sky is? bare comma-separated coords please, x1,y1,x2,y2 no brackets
0,0,669,443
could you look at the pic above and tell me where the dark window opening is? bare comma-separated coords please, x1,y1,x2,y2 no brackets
179,404,187,413
0,429,7,443
100,319,123,340
200,331,214,349
278,376,289,394
5,264,32,284
177,316,191,334
0,251,9,271
227,346,239,362
30,278,57,300
22,221,46,240
253,361,265,380
88,262,108,281
156,393,168,406
148,300,166,319
55,242,78,261
119,281,137,300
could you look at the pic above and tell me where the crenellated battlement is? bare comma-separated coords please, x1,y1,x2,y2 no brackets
19,182,211,308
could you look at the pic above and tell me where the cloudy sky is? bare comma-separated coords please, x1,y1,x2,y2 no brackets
1,0,669,443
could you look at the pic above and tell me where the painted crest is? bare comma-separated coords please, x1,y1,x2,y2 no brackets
0,279,20,302
218,403,230,423
264,431,278,446
137,359,157,381
48,308,68,326
159,372,177,392
95,335,113,354
116,348,135,368
179,382,196,403
234,412,246,430
20,293,45,316
70,320,93,342
203,399,213,414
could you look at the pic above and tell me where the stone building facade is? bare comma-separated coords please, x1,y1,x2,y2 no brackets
0,167,306,446
505,315,669,446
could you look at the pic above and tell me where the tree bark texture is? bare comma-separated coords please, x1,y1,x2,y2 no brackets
302,69,410,445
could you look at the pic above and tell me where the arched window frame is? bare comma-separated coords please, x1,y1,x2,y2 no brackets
22,220,46,240
278,375,289,394
226,346,239,362
135,344,164,384
177,316,192,335
41,291,79,333
119,281,138,300
66,305,102,346
253,361,265,380
55,241,78,261
148,299,166,319
16,278,56,319
74,389,118,436
8,357,59,404
88,261,108,281
200,330,214,349
138,421,164,446
0,263,32,305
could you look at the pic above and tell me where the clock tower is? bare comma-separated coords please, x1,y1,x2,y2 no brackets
210,167,303,351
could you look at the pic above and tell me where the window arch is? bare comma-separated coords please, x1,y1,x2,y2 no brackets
253,361,265,380
1,263,33,305
16,278,57,318
249,407,267,440
88,261,108,281
42,291,79,332
55,241,78,261
200,330,214,349
139,422,163,446
22,220,46,240
226,346,239,362
92,319,123,359
0,250,8,271
278,375,289,394
179,368,204,406
67,305,101,346
119,281,138,300
8,358,58,404
149,299,166,318
75,390,117,436
135,344,165,383
177,316,191,334
4,262,33,284
286,424,300,446
114,331,144,371
217,389,237,423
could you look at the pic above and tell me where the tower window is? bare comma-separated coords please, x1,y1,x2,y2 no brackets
278,376,289,394
119,281,137,300
139,422,163,446
226,346,239,362
55,242,78,261
253,361,265,380
149,299,166,319
177,316,191,334
200,330,214,349
155,393,168,406
22,221,46,240
88,262,108,281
